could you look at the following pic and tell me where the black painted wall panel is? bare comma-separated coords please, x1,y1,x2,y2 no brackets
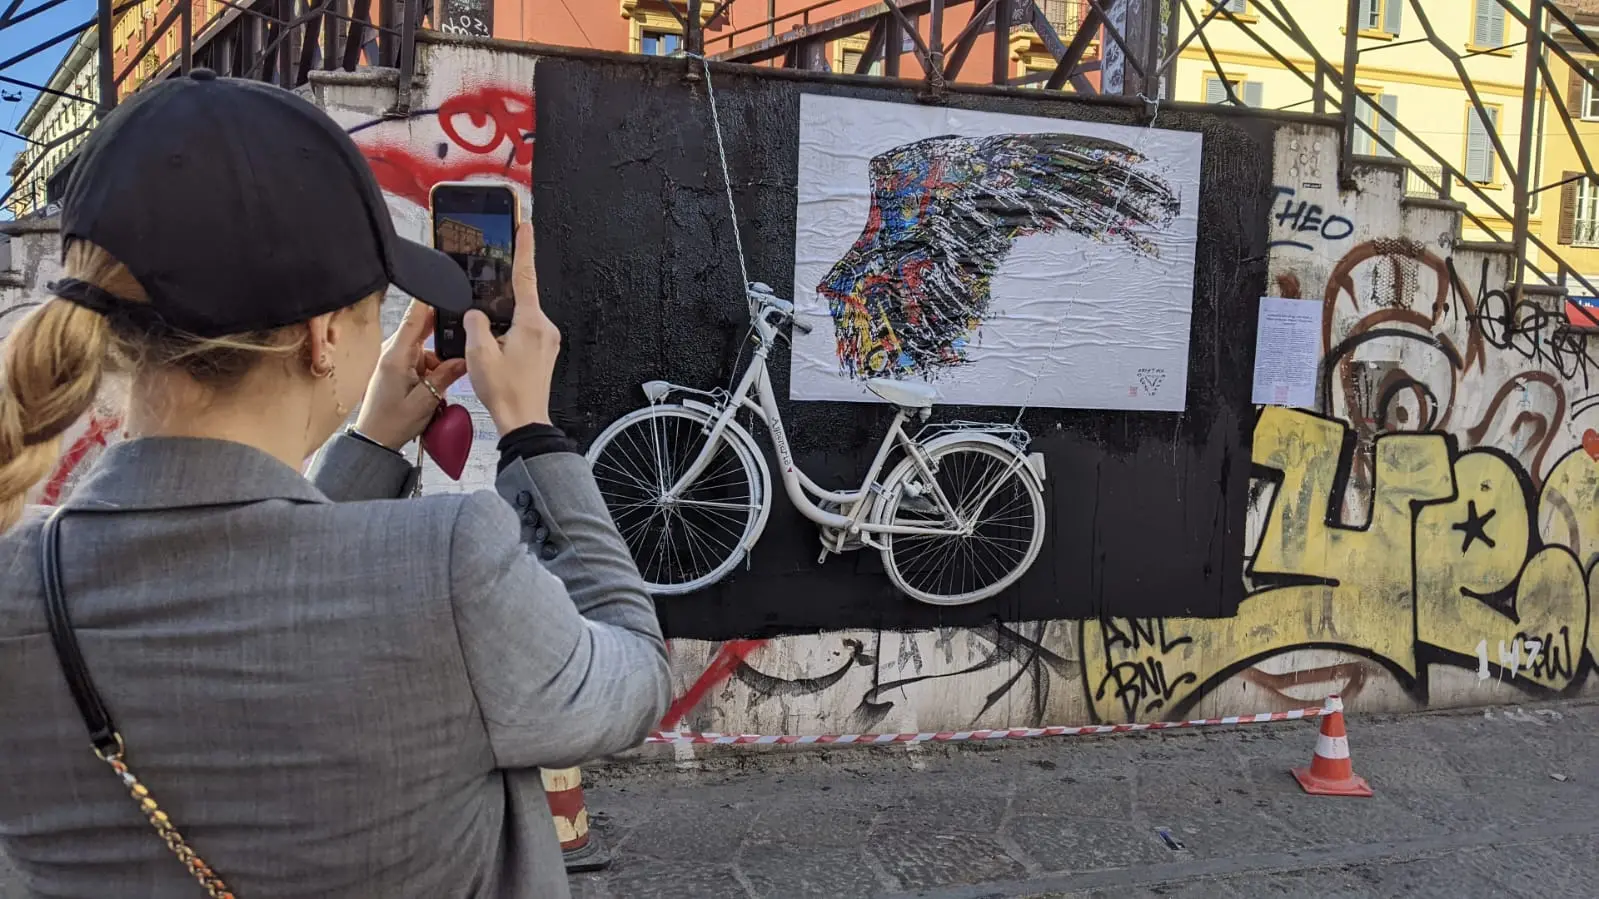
532,53,1273,641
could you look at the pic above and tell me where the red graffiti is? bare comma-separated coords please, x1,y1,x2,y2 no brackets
354,85,535,207
41,414,119,505
659,639,767,729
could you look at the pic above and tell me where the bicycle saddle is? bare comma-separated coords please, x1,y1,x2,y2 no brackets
865,379,938,410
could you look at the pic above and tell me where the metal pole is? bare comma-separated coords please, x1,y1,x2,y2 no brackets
97,0,115,110
992,0,1011,85
1163,0,1180,100
884,9,902,77
180,0,192,74
687,0,703,55
1511,0,1544,300
1338,0,1361,186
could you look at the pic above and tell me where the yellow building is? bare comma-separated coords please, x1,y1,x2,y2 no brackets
1537,3,1599,292
1172,0,1534,247
5,29,101,219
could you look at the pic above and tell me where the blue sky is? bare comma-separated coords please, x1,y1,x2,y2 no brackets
1,0,92,217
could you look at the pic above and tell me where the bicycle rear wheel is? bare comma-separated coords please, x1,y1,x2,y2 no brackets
585,404,767,595
874,440,1046,606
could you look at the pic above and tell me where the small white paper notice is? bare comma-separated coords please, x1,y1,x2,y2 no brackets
1251,297,1320,408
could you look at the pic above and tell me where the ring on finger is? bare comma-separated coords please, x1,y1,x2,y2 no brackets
421,377,444,403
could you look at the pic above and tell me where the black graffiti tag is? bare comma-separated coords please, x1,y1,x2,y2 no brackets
1094,619,1198,720
1268,186,1355,250
1454,256,1599,386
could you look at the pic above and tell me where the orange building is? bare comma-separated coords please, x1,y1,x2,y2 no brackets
104,1,1099,105
454,0,1092,84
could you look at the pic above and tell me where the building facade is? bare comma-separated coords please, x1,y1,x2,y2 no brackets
1170,0,1536,249
448,0,1090,82
1540,1,1599,295
5,30,100,219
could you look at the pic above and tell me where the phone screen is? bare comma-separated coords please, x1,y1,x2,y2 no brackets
430,184,516,358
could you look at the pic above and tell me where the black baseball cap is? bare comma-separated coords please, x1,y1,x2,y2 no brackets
50,68,470,337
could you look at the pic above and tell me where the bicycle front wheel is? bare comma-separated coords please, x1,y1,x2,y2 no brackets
875,440,1046,606
585,404,768,596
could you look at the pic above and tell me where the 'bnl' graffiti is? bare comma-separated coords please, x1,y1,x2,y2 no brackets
349,84,534,207
818,133,1179,382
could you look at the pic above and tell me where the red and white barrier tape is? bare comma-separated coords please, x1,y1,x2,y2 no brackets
644,705,1330,746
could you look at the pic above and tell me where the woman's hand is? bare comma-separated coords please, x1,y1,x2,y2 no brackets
465,222,560,433
353,301,469,449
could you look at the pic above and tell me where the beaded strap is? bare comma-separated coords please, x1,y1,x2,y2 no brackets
96,736,236,898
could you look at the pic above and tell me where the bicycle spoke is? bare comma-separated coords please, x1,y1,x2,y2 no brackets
674,498,760,512
882,442,1043,603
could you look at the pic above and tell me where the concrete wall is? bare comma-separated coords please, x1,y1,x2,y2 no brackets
7,37,1599,743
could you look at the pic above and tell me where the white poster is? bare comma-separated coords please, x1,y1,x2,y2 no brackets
789,94,1202,411
1250,296,1320,408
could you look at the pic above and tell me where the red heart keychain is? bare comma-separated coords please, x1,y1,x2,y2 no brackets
420,380,473,480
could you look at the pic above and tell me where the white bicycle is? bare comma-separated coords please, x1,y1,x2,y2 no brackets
585,283,1049,606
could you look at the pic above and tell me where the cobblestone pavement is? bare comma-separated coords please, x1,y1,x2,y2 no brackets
570,701,1599,899
3,701,1597,897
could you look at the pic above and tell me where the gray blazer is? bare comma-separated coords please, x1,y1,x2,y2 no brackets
0,434,669,898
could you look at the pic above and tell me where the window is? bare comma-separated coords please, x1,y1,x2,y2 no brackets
1354,91,1399,156
1204,75,1262,107
1358,0,1381,30
1473,0,1505,48
1577,63,1599,121
839,48,883,76
1577,178,1599,247
1465,105,1500,184
1355,0,1400,34
1044,0,1083,34
639,30,681,57
1563,174,1599,247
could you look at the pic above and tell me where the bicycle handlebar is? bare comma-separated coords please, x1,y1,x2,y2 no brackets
746,282,811,335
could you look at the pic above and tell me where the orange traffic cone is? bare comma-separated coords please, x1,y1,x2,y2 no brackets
543,766,612,872
1291,694,1373,797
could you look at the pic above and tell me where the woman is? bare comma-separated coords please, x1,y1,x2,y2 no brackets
0,71,669,898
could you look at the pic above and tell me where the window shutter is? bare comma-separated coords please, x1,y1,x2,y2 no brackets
1205,77,1229,104
1490,2,1506,46
1227,0,1246,12
1353,94,1373,154
1474,0,1492,46
1562,172,1580,245
1383,0,1402,35
1244,81,1263,107
1358,0,1376,28
1378,94,1399,156
1572,64,1589,117
1466,108,1490,182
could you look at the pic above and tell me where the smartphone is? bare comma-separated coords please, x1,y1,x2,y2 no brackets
429,182,519,360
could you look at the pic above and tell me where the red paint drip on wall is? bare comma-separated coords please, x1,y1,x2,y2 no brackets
659,639,767,730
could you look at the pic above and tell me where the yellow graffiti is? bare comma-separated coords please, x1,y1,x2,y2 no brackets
1084,407,1597,723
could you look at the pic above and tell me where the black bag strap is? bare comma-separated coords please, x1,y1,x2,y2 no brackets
39,505,121,756
37,505,238,898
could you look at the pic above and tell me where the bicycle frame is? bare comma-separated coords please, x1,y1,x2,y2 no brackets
660,306,972,540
